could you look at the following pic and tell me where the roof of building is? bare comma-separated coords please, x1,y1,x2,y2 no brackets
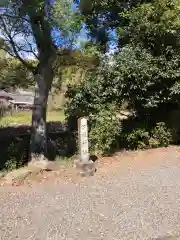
0,90,13,99
0,89,34,105
9,93,34,105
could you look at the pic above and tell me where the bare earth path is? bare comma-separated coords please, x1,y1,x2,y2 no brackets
1,147,180,240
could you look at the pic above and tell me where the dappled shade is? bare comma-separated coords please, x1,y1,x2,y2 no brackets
0,122,77,171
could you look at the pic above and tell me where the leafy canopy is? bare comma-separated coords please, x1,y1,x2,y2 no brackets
77,0,152,51
66,0,180,153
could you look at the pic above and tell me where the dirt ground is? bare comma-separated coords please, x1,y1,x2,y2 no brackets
1,146,180,240
1,146,180,188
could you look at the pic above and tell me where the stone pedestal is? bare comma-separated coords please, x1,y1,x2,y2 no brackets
75,159,96,177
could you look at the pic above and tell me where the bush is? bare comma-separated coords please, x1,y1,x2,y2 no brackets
65,66,123,155
149,122,172,148
3,142,26,171
89,107,122,155
125,122,172,150
125,128,150,149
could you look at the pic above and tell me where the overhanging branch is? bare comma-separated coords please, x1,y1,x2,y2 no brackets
0,16,36,73
1,13,30,24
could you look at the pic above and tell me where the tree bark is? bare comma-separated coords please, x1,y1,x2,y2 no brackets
30,63,53,162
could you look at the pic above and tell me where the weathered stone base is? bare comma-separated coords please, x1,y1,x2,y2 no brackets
75,160,96,177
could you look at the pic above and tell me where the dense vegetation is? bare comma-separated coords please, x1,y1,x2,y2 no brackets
0,0,180,171
66,0,180,153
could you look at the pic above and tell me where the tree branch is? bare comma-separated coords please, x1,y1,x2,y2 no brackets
16,42,39,60
1,13,30,24
25,39,39,60
0,16,36,73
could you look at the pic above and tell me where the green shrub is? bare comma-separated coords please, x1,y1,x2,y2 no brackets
4,157,17,172
4,142,25,171
89,107,122,155
149,122,172,148
125,128,150,149
125,122,172,150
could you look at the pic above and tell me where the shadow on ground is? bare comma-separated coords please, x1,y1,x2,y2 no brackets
0,122,77,171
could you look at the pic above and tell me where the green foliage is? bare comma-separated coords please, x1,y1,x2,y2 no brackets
118,0,180,111
67,41,180,117
4,158,17,171
65,74,122,154
113,45,180,112
66,0,180,154
0,57,34,89
125,122,172,150
149,122,172,148
120,0,180,52
67,0,180,113
89,106,122,154
0,0,179,163
78,0,151,51
65,55,120,118
4,142,26,171
53,0,83,48
125,128,150,149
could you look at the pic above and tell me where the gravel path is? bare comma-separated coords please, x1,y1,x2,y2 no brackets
1,147,180,240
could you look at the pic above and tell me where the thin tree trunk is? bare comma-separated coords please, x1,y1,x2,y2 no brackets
30,63,53,162
58,82,68,109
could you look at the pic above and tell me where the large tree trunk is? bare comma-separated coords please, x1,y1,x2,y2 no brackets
30,63,53,162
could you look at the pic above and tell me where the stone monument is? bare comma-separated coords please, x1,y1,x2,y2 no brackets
78,117,89,162
76,117,95,176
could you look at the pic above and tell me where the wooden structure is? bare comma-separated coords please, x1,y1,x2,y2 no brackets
0,90,13,105
0,89,34,111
